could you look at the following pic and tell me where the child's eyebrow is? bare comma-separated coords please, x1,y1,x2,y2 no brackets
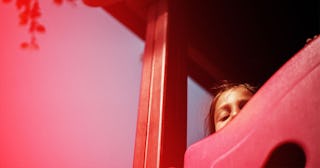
216,104,231,113
238,99,250,105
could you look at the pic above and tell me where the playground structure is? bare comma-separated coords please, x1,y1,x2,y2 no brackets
84,0,319,167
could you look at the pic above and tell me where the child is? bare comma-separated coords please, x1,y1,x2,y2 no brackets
206,81,257,134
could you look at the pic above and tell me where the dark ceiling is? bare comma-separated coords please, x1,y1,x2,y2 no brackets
187,0,319,87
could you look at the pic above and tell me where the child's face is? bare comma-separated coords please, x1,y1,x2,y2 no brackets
214,86,253,131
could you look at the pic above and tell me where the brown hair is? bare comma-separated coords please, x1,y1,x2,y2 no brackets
205,81,257,135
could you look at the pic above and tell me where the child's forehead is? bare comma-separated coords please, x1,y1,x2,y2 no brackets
215,86,253,106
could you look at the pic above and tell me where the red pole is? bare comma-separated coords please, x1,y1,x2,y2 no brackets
133,0,187,167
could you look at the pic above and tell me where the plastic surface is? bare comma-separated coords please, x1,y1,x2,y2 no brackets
184,36,320,168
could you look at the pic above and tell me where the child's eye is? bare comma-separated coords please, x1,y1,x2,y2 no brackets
239,100,248,109
219,114,229,122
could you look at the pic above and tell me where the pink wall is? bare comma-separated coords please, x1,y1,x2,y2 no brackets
0,1,144,167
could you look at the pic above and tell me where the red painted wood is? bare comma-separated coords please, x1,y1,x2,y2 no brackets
184,37,320,167
133,0,187,167
160,1,187,167
82,0,123,6
133,4,157,168
83,0,149,40
187,47,225,93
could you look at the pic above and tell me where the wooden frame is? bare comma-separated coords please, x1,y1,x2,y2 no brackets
133,0,187,167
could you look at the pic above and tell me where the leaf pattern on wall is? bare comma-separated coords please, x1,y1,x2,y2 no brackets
2,0,77,49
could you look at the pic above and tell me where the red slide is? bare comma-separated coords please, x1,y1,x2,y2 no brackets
185,36,320,168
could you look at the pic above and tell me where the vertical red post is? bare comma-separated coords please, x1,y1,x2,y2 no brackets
133,0,187,167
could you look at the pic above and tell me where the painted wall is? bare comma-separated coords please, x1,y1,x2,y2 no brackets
0,1,144,167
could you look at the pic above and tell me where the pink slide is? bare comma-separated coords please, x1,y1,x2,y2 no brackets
185,36,320,167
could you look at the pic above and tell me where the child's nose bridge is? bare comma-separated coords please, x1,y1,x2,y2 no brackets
230,105,240,117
